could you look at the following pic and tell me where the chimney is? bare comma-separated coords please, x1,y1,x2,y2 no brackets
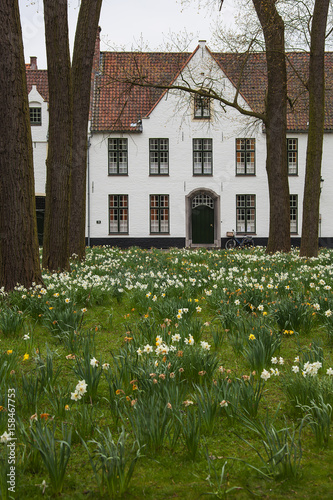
92,26,101,74
30,56,37,70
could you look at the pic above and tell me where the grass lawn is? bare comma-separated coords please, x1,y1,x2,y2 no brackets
1,245,333,499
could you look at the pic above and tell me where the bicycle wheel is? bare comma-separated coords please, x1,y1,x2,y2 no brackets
225,238,236,250
242,238,254,248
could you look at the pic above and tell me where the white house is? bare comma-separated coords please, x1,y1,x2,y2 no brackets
26,56,48,244
26,38,333,248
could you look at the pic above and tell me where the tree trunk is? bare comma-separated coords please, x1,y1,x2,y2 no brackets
300,0,330,257
0,0,42,291
252,0,290,253
69,1,102,260
42,0,72,271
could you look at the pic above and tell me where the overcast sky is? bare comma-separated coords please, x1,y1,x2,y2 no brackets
19,0,235,68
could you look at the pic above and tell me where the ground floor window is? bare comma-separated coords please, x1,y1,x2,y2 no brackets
290,194,298,233
150,195,169,233
109,195,128,233
236,194,255,233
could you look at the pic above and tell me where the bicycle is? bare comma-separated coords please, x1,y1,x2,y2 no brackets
225,230,254,250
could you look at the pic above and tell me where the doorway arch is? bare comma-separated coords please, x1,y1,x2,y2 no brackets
185,189,221,247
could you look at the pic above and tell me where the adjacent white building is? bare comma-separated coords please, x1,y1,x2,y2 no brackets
26,39,333,248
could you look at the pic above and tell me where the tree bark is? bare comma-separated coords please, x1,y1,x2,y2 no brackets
252,0,290,253
0,0,42,291
300,0,330,257
69,1,102,259
42,0,72,271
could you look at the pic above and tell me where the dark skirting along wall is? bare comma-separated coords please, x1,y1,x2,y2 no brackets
85,237,332,250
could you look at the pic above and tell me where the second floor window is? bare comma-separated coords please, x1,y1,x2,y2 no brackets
108,138,128,175
149,139,169,175
236,194,256,233
287,138,298,175
236,138,255,175
194,96,210,118
193,139,213,175
30,107,41,125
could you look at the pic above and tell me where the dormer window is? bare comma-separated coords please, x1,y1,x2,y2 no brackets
194,96,210,119
30,107,41,125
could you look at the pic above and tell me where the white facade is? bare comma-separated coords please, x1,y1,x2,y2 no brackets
28,43,333,248
28,85,48,196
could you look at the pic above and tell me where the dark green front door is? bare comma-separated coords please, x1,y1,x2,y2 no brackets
192,204,214,244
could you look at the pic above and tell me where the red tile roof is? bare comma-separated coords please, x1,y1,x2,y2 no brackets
26,65,49,102
91,51,190,132
91,49,333,133
214,51,333,131
25,48,333,133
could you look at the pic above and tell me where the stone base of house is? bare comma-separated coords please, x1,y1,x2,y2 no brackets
85,237,333,250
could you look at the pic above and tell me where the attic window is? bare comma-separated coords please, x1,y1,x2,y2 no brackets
194,96,210,119
30,107,41,126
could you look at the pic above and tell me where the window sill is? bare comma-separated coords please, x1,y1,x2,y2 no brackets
150,233,170,235
108,174,128,176
108,232,129,235
149,174,169,176
193,174,213,177
236,173,256,176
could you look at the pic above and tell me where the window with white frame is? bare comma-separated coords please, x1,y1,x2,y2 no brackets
236,139,255,175
149,139,169,175
108,139,128,175
290,194,298,233
193,139,212,175
30,107,41,125
109,195,128,233
194,95,210,118
150,195,169,233
287,138,298,175
236,195,256,233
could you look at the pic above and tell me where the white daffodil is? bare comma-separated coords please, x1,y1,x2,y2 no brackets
90,357,99,367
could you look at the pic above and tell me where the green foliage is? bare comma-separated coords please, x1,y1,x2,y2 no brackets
120,392,173,452
298,396,332,448
0,305,25,336
235,410,305,480
29,421,71,495
242,326,281,372
204,452,244,499
270,295,315,334
2,246,333,498
82,426,141,498
177,405,202,459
